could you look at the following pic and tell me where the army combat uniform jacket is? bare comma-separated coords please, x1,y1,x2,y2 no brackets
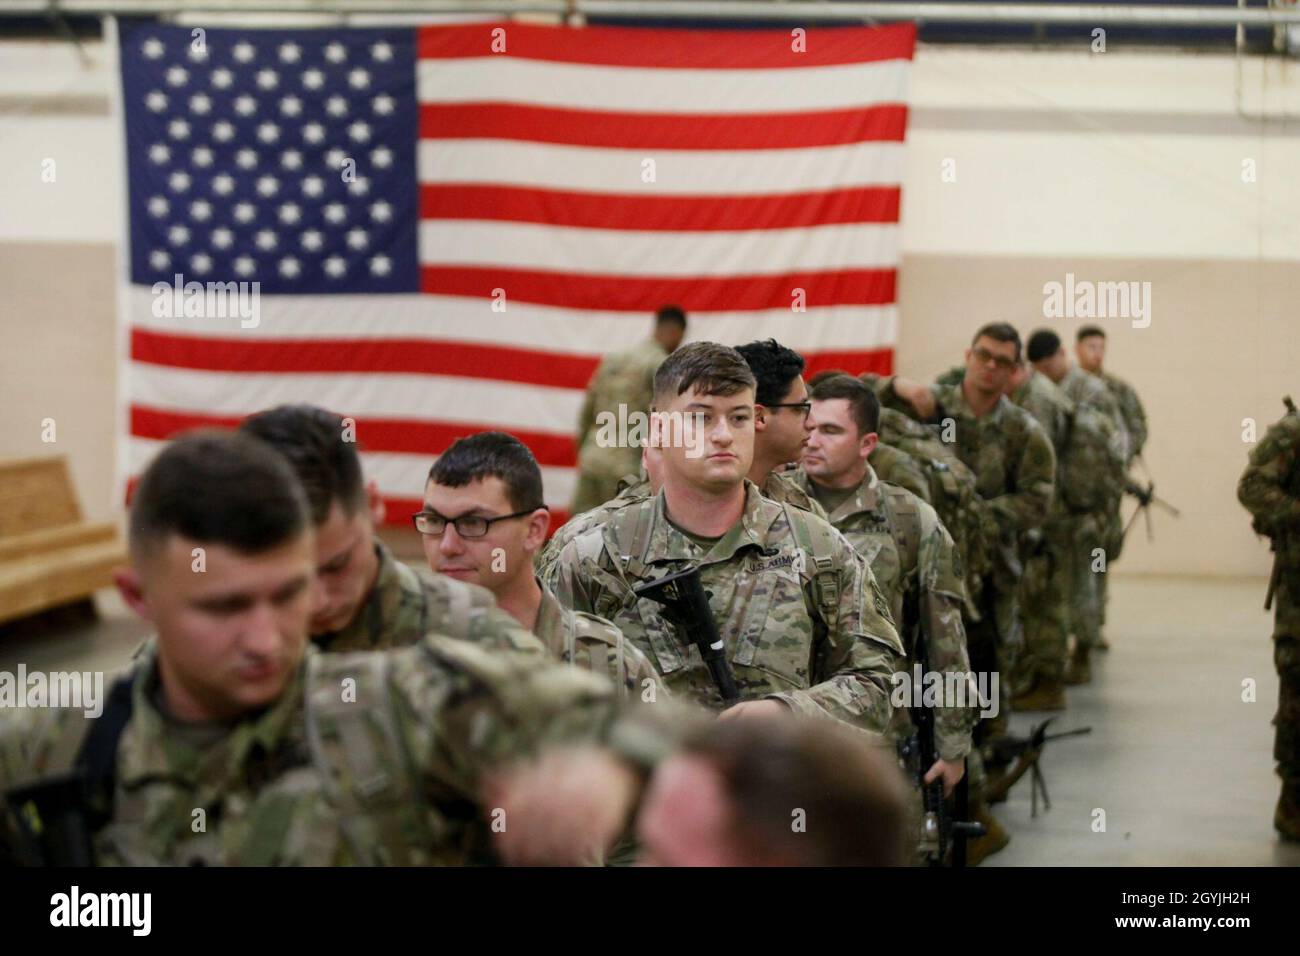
314,541,542,655
791,467,974,760
534,579,664,698
0,637,677,866
541,481,905,733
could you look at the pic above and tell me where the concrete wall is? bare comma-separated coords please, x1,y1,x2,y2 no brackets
2,37,1296,576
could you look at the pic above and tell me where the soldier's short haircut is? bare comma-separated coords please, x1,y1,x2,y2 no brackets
806,368,849,389
653,341,757,407
1076,324,1106,342
239,405,366,525
971,322,1023,363
684,718,908,866
1026,328,1063,363
130,430,311,560
655,305,687,329
735,339,807,407
809,373,880,436
426,431,545,513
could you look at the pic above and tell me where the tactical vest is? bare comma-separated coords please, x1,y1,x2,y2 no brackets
602,497,848,635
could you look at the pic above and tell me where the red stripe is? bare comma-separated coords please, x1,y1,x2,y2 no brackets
417,21,916,68
803,348,894,379
129,405,578,466
419,103,906,149
420,184,899,231
131,329,599,390
421,266,895,312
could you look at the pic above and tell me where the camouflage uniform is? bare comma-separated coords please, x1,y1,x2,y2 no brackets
1093,368,1146,629
1010,371,1075,687
1236,400,1300,838
314,541,542,655
0,637,676,865
572,340,667,515
534,579,664,699
1058,366,1129,652
868,442,933,505
540,481,905,733
790,467,974,761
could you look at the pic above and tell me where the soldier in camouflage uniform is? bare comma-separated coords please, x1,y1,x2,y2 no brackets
794,376,974,802
1077,324,1147,645
1237,396,1300,841
572,306,687,515
542,343,905,732
734,339,827,519
935,360,1074,709
419,431,661,697
1029,330,1129,683
1,433,682,866
240,406,539,656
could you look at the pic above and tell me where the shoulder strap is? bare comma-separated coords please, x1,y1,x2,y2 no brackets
880,484,923,578
305,652,430,866
783,503,842,633
606,497,655,581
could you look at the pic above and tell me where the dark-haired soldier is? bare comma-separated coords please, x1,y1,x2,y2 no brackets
541,342,905,733
733,339,826,517
0,432,670,866
420,431,662,697
572,306,687,515
240,406,538,655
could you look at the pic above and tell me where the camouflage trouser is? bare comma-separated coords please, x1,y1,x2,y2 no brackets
1064,512,1108,649
1274,570,1300,783
570,467,625,516
1098,504,1126,628
965,578,1017,803
1018,531,1070,684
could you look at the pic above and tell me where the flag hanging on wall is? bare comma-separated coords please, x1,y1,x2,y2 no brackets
117,18,914,524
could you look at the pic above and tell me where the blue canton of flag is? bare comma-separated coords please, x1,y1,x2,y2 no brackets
121,22,419,294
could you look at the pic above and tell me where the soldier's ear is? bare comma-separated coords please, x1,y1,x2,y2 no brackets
114,567,152,622
860,431,878,460
753,404,768,431
365,481,386,525
525,508,551,552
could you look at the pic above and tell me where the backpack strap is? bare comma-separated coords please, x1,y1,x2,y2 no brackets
880,484,923,579
783,503,842,633
305,652,431,866
605,497,656,583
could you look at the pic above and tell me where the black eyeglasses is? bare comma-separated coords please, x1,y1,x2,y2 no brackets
411,508,541,538
766,401,812,419
971,347,1018,371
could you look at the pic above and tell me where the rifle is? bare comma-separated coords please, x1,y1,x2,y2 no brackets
898,595,984,866
985,717,1091,817
632,565,740,705
1122,478,1180,544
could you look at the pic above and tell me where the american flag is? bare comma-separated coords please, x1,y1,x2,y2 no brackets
118,19,914,524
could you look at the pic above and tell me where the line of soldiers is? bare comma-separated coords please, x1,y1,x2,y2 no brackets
0,314,1158,866
560,316,1151,862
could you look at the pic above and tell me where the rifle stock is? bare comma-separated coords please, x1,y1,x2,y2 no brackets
632,565,740,705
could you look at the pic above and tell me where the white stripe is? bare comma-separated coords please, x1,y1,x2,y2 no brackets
417,140,905,194
127,362,584,435
417,58,910,115
127,438,577,509
127,287,899,353
417,220,899,274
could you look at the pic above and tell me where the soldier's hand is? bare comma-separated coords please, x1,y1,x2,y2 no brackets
484,747,643,866
923,758,965,797
717,699,789,722
892,377,936,419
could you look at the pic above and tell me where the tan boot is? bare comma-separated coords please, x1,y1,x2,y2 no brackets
1011,676,1067,711
1277,783,1300,842
1064,645,1092,685
965,804,1010,865
1096,635,1111,652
